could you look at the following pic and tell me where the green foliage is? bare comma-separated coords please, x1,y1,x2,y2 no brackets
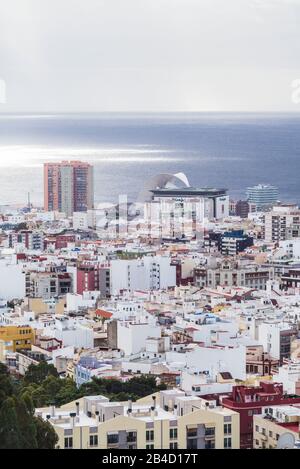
13,396,37,449
24,361,59,385
77,375,166,402
0,371,13,407
34,416,58,449
0,397,22,449
0,360,166,449
0,363,58,449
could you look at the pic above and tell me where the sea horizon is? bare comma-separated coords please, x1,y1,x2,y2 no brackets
0,111,299,207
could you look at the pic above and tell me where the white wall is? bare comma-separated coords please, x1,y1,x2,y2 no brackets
117,321,161,356
110,256,176,294
258,323,281,359
186,345,246,381
0,260,26,300
73,212,89,231
66,291,100,312
279,239,300,259
215,195,229,220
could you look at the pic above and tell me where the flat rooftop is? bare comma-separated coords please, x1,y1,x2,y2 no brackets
150,187,227,198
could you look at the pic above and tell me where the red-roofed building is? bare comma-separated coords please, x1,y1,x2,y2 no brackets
94,309,113,320
220,382,300,449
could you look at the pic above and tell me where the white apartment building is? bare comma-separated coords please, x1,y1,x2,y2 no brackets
165,344,246,381
185,345,246,382
66,291,100,313
278,239,300,259
273,363,300,395
117,320,161,356
42,316,94,349
258,321,297,361
0,257,26,300
72,211,96,230
110,255,176,294
263,205,300,242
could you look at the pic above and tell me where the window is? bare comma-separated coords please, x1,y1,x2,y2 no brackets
127,432,137,443
89,435,98,447
255,425,259,432
224,423,231,435
146,444,154,449
64,437,73,449
205,440,215,449
107,433,119,445
224,437,232,449
205,427,215,436
170,428,178,440
269,431,273,438
170,442,178,449
187,428,197,438
146,430,154,441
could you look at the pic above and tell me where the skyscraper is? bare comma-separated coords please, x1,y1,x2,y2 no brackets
246,184,278,210
44,161,94,216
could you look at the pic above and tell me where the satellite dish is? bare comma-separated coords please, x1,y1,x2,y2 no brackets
276,432,296,449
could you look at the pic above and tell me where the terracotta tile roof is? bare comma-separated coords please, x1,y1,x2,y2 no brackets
95,309,113,319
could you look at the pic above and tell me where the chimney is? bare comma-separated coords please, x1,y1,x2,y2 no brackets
150,406,155,419
127,399,132,416
70,412,76,428
152,395,156,409
173,404,178,417
51,404,55,417
75,402,80,416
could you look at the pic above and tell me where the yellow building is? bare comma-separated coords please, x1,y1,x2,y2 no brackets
35,390,240,450
253,406,300,449
0,325,35,362
22,297,65,316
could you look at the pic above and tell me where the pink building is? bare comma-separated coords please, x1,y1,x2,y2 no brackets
44,161,94,216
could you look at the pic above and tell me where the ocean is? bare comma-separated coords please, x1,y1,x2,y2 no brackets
0,112,299,207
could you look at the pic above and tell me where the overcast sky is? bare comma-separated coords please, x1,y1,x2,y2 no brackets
1,0,300,112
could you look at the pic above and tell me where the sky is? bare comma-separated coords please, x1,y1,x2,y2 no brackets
1,0,300,112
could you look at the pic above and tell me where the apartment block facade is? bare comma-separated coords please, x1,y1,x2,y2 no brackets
44,161,94,217
36,392,239,449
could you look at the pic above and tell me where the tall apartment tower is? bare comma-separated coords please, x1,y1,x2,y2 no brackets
44,161,94,216
246,184,278,210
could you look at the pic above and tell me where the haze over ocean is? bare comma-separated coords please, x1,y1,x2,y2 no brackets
0,112,299,207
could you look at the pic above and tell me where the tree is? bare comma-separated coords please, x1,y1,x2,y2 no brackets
77,375,166,403
0,373,13,406
0,363,9,376
24,361,59,385
14,396,37,449
55,378,78,406
0,397,22,449
20,391,35,415
34,416,58,449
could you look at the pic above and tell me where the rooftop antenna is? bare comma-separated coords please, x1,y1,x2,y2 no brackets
276,432,295,449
